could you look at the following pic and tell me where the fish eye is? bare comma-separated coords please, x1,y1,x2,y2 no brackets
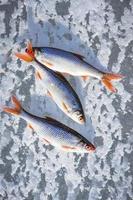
79,115,83,121
86,145,90,150
85,144,95,151
25,48,28,53
84,144,91,151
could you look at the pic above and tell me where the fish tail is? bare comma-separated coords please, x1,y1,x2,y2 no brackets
15,52,33,62
101,73,123,93
103,73,123,81
26,41,35,59
3,96,21,115
15,41,35,62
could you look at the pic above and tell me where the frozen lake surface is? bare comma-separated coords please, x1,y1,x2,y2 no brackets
0,0,133,199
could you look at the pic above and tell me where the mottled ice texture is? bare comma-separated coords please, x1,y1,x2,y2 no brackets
0,0,133,200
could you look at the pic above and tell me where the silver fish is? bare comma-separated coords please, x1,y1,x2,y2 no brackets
3,96,96,153
21,42,122,93
15,46,85,124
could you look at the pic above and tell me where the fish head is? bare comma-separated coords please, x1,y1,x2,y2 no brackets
77,140,96,153
72,110,85,124
15,42,35,62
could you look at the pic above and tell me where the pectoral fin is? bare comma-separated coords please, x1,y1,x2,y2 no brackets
44,61,53,68
62,102,69,112
62,145,76,150
35,71,43,80
82,76,89,81
28,123,34,130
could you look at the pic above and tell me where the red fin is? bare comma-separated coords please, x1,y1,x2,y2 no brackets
15,42,34,62
26,42,35,59
15,52,33,62
102,79,117,93
102,73,123,92
11,96,21,111
3,107,20,115
62,145,76,150
82,76,89,81
103,73,123,81
35,71,42,80
28,123,34,130
72,53,84,60
27,42,33,53
3,96,21,115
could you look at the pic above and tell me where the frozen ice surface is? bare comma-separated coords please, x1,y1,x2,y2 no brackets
0,0,133,199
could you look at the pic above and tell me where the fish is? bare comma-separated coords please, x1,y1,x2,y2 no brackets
16,42,123,93
3,96,96,153
15,44,85,124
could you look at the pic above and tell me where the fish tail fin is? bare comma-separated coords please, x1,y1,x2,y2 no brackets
3,96,21,115
15,41,34,62
26,41,35,59
102,73,123,93
103,73,123,81
15,52,33,62
102,78,117,93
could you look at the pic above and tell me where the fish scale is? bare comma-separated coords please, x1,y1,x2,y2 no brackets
32,46,122,93
34,47,103,78
22,109,80,145
3,97,95,153
15,43,85,124
22,110,94,152
32,59,85,123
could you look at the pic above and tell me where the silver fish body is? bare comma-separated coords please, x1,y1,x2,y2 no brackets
33,47,103,79
20,108,95,153
16,43,122,94
33,60,85,124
